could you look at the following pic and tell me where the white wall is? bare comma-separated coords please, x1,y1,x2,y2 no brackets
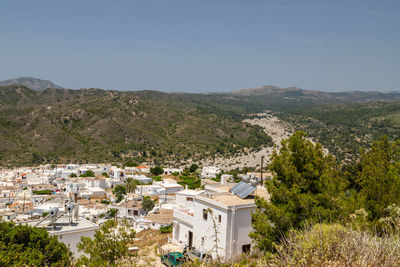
54,229,96,258
191,200,229,261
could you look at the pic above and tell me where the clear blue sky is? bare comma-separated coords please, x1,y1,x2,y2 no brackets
1,0,399,92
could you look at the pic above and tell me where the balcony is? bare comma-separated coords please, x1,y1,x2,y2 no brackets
173,208,194,226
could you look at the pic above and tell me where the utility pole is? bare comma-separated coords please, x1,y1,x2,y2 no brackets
260,156,264,186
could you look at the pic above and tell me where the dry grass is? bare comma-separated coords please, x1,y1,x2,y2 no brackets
131,229,170,267
266,223,400,267
132,229,170,249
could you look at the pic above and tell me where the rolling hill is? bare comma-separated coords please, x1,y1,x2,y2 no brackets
1,79,400,166
0,85,271,166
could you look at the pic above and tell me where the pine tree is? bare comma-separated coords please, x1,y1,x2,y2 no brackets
250,131,345,251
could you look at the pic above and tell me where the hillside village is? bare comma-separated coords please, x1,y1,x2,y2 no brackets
0,162,271,265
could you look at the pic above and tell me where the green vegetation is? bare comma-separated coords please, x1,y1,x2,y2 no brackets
251,132,344,251
124,177,138,193
159,224,173,234
178,176,201,189
79,170,95,177
106,208,119,220
277,101,400,161
76,219,136,266
0,221,71,266
151,176,162,182
189,164,198,173
251,132,400,265
101,199,110,205
113,185,126,203
33,189,53,195
142,196,155,214
150,166,164,176
0,85,272,166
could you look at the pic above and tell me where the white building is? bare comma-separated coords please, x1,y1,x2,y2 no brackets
156,180,184,195
136,185,165,196
172,182,268,262
175,189,203,208
163,168,183,175
125,174,152,184
136,179,184,196
200,166,222,179
83,177,106,189
27,216,99,258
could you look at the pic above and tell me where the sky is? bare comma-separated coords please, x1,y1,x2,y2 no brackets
1,0,399,93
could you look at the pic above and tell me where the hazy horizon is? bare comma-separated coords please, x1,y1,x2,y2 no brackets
1,0,399,93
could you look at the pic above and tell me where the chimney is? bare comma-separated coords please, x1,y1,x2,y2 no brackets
221,175,227,185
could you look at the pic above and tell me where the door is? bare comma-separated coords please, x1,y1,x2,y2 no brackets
188,231,193,248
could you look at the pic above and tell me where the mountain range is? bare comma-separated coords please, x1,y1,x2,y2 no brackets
1,77,400,166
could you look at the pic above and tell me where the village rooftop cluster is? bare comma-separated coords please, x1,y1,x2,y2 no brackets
0,163,270,262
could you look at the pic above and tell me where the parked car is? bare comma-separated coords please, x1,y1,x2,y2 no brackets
161,252,185,267
186,249,212,262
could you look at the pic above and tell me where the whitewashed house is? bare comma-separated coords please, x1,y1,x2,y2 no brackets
83,177,106,189
136,184,166,196
200,167,222,179
125,174,152,184
172,181,268,262
163,168,183,175
175,189,203,208
156,179,184,195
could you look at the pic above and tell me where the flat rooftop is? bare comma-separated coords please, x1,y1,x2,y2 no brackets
23,216,99,235
144,209,173,224
197,193,255,207
176,189,203,196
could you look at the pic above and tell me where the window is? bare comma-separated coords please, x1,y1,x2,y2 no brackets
242,244,251,253
218,215,221,224
203,209,208,220
186,197,193,201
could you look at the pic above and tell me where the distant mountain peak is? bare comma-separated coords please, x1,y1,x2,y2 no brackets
0,77,63,91
234,85,303,95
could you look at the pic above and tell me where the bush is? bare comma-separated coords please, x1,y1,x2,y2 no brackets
150,166,164,176
101,199,110,205
80,170,95,177
159,224,173,234
151,176,162,182
267,223,400,267
189,164,198,173
33,190,53,195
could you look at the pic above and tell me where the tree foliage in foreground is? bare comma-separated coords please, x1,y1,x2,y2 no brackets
76,219,136,266
357,136,400,225
0,221,71,266
250,131,345,251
